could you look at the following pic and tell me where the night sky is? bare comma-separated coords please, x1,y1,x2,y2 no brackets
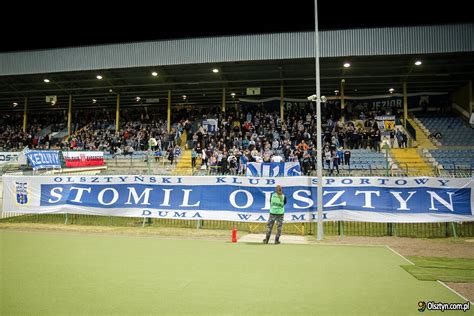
0,0,472,52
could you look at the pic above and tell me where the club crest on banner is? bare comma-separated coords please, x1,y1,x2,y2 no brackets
15,182,29,205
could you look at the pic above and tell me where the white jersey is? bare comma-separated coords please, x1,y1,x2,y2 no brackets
271,155,283,163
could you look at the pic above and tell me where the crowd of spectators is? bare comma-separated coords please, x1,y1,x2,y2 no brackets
1,104,410,176
187,107,405,175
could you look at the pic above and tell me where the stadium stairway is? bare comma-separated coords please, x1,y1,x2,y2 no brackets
172,131,193,176
407,116,437,149
390,148,434,176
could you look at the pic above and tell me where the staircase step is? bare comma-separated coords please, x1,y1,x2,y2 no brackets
391,148,433,176
171,131,193,175
407,117,437,149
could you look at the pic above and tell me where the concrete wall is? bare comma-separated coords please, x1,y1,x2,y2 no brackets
451,81,472,119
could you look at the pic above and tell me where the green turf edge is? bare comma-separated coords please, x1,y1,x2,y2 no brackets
406,256,474,270
401,265,474,282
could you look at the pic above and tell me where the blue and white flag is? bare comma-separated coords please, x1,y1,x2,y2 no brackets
24,150,61,170
202,119,218,133
246,162,301,177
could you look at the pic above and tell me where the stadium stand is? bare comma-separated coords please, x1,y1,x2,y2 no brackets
1,106,401,176
424,149,474,172
415,115,474,146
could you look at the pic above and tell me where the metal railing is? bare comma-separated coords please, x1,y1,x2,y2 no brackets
405,118,417,140
1,213,473,238
389,162,409,176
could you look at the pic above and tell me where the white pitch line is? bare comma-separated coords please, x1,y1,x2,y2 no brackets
385,245,472,303
385,245,414,265
437,280,472,303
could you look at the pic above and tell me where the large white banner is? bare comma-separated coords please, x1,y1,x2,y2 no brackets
2,175,473,223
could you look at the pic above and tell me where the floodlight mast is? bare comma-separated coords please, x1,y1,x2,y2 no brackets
314,0,324,241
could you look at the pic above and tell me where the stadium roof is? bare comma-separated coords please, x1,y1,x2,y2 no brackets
1,24,473,112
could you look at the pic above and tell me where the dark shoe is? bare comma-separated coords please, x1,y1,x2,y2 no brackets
275,239,281,245
263,238,269,244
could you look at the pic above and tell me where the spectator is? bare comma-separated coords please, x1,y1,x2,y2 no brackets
301,152,312,176
401,132,408,148
148,136,158,150
389,130,395,148
324,148,332,171
112,146,122,158
396,129,403,148
297,140,309,151
228,155,238,175
191,148,198,169
336,147,344,165
344,148,351,167
168,147,175,165
201,148,208,168
124,145,134,156
330,150,340,175
271,154,283,163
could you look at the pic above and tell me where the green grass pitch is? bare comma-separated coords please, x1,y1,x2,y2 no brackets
0,230,468,315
